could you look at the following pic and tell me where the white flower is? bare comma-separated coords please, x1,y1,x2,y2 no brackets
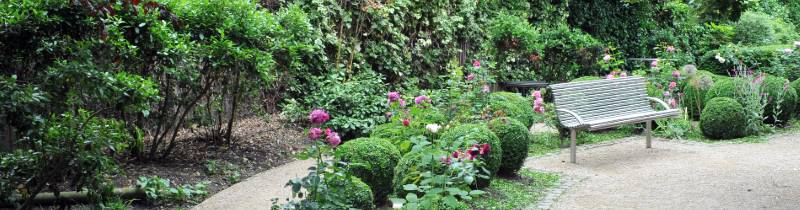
795,41,800,48
426,124,441,133
602,54,612,62
392,201,403,209
784,48,794,54
715,54,726,64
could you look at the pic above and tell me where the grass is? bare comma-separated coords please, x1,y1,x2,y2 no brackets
468,169,560,209
656,119,800,144
528,125,639,157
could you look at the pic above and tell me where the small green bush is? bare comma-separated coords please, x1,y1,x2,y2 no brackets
703,77,748,102
439,123,502,188
487,117,530,176
700,97,748,139
370,123,424,155
335,138,401,203
761,75,797,124
392,148,449,198
327,176,375,210
489,92,535,127
683,71,716,120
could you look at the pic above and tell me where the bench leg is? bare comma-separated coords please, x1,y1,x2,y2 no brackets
570,129,577,163
646,120,652,149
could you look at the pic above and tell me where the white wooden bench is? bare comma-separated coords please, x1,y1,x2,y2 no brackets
550,77,680,163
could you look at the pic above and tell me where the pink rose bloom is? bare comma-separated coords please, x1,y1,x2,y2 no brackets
402,119,410,126
308,128,323,140
672,70,680,78
387,92,401,102
414,95,431,105
399,99,406,107
666,46,676,53
480,143,490,155
650,59,659,68
663,91,671,97
452,150,461,158
668,81,677,90
532,90,542,99
309,109,330,124
466,73,476,81
482,84,490,93
667,98,677,108
619,72,627,77
473,60,481,68
606,74,615,79
534,98,544,106
326,131,341,148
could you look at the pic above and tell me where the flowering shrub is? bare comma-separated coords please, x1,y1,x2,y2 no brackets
390,148,486,210
280,110,373,209
438,124,502,188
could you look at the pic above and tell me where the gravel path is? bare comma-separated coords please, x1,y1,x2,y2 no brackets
526,134,800,210
193,159,314,210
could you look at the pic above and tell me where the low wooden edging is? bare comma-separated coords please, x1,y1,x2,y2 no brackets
0,187,145,208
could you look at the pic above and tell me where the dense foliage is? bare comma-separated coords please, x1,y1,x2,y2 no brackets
438,123,502,188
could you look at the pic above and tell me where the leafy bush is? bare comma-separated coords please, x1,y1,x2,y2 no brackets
700,97,748,139
761,75,797,124
699,44,794,76
327,176,375,210
438,124,502,188
487,117,530,176
734,12,799,46
683,71,716,120
537,24,605,82
488,92,534,127
484,13,543,81
285,72,388,139
335,138,401,203
704,77,748,102
567,0,660,57
370,123,425,155
392,148,449,198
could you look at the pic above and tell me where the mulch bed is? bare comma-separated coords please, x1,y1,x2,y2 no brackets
112,115,307,209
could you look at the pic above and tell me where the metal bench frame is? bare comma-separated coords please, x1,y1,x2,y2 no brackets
549,77,680,163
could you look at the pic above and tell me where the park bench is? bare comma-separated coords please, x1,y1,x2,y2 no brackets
549,77,680,163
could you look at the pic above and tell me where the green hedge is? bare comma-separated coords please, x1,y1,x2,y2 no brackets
335,138,401,203
700,44,795,76
327,176,375,209
370,123,424,155
489,92,535,127
700,97,748,139
439,123,502,188
487,117,530,176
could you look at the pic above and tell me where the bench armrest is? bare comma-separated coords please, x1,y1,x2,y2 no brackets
647,97,672,110
556,108,586,127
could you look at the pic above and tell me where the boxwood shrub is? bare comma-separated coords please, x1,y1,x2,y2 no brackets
327,176,375,209
700,97,748,139
703,77,747,102
438,123,502,188
489,92,535,127
761,75,797,124
335,138,400,203
487,117,530,176
392,148,449,198
370,123,424,154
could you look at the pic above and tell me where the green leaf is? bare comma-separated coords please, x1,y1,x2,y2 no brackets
469,190,486,196
405,193,419,203
403,184,418,191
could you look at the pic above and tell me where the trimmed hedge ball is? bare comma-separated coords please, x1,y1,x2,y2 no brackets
335,138,400,203
392,148,449,198
370,123,424,154
489,92,535,127
700,97,748,139
439,123,502,188
761,75,797,124
327,176,375,209
488,117,530,176
703,77,749,103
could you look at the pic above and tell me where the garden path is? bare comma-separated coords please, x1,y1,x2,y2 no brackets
193,159,314,210
527,134,800,210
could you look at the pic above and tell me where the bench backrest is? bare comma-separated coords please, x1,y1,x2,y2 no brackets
549,77,651,126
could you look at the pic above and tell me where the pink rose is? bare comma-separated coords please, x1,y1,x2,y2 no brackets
620,72,627,77
309,109,330,124
668,81,677,90
387,92,401,102
308,128,323,140
402,119,410,126
466,73,476,81
663,91,671,97
414,95,431,105
326,131,341,148
666,46,676,53
672,70,680,78
606,74,615,79
473,60,481,68
667,98,677,108
650,59,659,68
399,99,406,107
603,54,612,62
532,90,542,99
